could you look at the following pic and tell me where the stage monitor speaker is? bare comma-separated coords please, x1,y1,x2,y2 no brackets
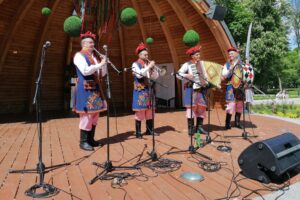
238,132,300,183
205,5,227,21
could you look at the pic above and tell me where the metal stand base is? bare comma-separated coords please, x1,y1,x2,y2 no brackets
225,130,257,140
134,149,158,167
167,145,212,161
9,162,70,174
89,160,138,185
25,183,58,198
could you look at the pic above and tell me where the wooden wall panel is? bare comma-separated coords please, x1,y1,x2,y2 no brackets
0,0,49,114
0,0,232,114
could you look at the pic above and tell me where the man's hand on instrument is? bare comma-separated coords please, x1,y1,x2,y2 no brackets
185,74,194,80
148,60,155,69
100,58,107,66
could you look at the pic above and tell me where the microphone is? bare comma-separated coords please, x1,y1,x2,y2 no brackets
43,41,51,48
103,45,108,51
171,72,179,76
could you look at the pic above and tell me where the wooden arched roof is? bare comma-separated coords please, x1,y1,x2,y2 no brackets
0,0,234,114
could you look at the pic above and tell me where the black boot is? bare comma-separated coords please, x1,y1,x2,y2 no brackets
225,113,232,130
146,119,159,136
187,118,194,135
235,112,243,129
196,117,208,135
135,120,142,138
80,130,94,151
88,125,102,147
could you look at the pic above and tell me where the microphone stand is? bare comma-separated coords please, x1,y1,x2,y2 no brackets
224,64,257,141
126,66,168,163
166,72,211,161
9,44,70,198
196,71,230,146
89,45,137,185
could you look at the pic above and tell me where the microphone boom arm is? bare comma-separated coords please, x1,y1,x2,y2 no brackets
93,47,122,74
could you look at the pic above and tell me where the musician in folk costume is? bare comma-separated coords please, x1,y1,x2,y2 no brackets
177,46,208,135
73,31,107,151
132,43,159,138
222,47,244,129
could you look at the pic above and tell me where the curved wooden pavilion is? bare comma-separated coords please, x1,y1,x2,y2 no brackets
0,0,234,114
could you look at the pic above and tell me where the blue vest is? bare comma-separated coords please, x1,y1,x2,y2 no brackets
132,62,152,111
74,53,107,113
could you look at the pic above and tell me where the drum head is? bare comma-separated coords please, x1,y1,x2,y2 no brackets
231,64,243,88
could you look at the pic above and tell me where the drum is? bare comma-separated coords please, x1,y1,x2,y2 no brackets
243,64,254,86
231,64,243,89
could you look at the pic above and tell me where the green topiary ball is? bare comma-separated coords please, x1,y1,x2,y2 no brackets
183,29,200,47
120,7,137,26
63,16,82,37
146,37,154,45
159,15,166,22
41,7,52,16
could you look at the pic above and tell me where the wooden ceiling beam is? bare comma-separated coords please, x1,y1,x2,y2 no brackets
147,0,182,105
118,26,128,109
166,0,192,31
0,0,35,73
130,0,151,55
28,0,61,112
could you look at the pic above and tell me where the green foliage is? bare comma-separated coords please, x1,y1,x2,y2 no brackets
214,0,289,88
281,48,300,87
63,16,82,37
289,0,300,57
120,7,137,26
253,104,300,118
146,37,154,45
160,16,166,22
215,0,254,44
41,7,51,16
183,30,200,47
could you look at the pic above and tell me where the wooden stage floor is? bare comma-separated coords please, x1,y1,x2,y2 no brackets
0,109,299,200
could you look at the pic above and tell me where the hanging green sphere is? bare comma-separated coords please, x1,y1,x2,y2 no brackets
160,16,166,22
41,7,52,16
63,16,82,37
146,37,154,45
183,30,200,47
120,7,137,26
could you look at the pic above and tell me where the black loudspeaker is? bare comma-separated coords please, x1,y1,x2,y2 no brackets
205,5,227,21
238,132,300,183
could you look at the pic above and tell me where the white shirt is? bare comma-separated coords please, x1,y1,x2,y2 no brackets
73,52,107,77
177,61,208,85
132,62,159,80
222,59,239,78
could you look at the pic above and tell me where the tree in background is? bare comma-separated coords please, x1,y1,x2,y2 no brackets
281,48,300,87
215,0,289,89
290,0,300,59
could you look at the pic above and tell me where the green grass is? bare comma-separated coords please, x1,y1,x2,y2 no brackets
252,104,300,118
253,88,300,100
253,95,275,100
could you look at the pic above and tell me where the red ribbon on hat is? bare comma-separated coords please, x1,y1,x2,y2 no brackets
227,47,237,52
80,31,96,40
135,42,148,55
186,45,201,56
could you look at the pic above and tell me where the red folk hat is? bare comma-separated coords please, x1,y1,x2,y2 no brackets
80,31,96,40
227,47,238,53
186,45,201,56
135,42,148,55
